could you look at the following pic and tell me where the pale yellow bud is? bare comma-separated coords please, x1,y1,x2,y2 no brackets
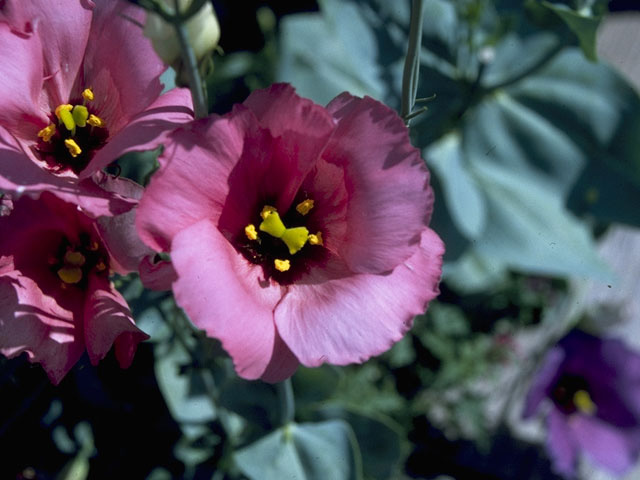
143,0,220,67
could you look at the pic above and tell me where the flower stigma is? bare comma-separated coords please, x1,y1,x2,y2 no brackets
573,389,597,415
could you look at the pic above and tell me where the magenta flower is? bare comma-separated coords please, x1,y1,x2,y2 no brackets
136,84,444,382
0,0,192,214
524,330,640,477
0,192,149,384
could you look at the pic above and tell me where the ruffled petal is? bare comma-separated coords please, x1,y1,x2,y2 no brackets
81,87,194,178
136,112,249,252
571,415,640,475
325,93,433,273
260,331,300,383
242,84,335,211
0,22,48,138
0,269,84,384
275,228,443,366
171,219,284,380
83,274,148,367
81,0,165,131
0,0,92,107
546,409,579,477
138,255,177,291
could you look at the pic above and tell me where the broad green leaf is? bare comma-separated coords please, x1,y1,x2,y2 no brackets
278,0,384,105
443,250,508,294
292,366,341,411
235,420,362,480
470,159,611,280
427,133,487,239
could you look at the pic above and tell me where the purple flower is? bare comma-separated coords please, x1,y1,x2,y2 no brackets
524,330,640,477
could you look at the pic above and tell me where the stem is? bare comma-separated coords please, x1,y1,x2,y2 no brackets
277,378,295,426
401,0,426,125
173,0,208,118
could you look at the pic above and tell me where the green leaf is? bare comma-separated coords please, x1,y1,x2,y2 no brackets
278,0,385,105
427,133,487,239
235,420,362,480
540,1,601,61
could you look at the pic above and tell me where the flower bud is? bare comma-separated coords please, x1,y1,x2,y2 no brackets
143,0,220,68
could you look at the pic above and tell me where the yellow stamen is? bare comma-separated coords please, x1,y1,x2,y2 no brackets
308,231,323,246
72,105,89,128
245,224,258,241
274,259,290,272
95,260,107,272
260,205,277,220
87,114,105,128
55,104,76,132
64,138,82,157
57,266,83,284
574,390,596,415
296,199,314,215
281,226,309,255
64,250,86,266
259,210,286,238
37,124,56,142
88,241,100,251
82,88,94,102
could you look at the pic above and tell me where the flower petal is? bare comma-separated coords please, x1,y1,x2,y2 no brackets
242,83,335,211
546,409,579,477
81,87,194,178
83,274,148,367
325,93,434,273
136,112,249,252
0,22,48,138
275,228,444,366
138,255,177,291
171,219,284,379
0,269,84,384
81,0,165,129
260,331,300,383
522,346,565,418
571,414,640,475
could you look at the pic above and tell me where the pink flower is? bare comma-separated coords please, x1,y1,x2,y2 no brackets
0,192,149,384
137,84,444,381
0,0,193,214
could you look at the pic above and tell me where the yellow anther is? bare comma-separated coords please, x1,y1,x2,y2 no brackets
296,199,314,216
87,114,105,128
274,259,291,272
64,138,82,157
55,104,76,132
82,88,94,102
260,205,277,220
37,124,56,142
57,266,83,284
245,224,258,241
95,260,107,272
64,250,86,266
259,210,286,238
308,231,323,246
88,241,100,251
281,226,309,255
574,390,596,415
72,105,89,128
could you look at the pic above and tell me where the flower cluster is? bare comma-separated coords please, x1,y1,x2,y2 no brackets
1,1,444,384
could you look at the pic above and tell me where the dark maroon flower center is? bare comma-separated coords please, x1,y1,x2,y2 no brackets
34,88,109,175
234,194,326,285
551,374,596,415
48,232,110,291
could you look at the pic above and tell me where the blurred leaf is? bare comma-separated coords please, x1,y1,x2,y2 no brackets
154,338,217,425
292,366,342,411
317,406,407,480
444,250,508,294
427,133,487,239
278,0,385,105
235,420,362,480
218,377,279,430
539,1,602,61
386,335,416,369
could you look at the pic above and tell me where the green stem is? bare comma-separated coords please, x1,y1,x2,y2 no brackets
401,0,426,125
277,378,295,426
172,0,208,118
